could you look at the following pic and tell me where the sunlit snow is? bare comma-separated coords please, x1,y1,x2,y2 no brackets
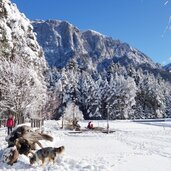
0,120,171,171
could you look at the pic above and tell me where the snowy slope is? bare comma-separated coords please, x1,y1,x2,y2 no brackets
0,120,171,171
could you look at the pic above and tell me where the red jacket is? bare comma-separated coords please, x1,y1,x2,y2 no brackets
7,118,14,127
87,122,93,129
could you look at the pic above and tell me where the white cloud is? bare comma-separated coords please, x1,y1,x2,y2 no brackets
164,1,169,6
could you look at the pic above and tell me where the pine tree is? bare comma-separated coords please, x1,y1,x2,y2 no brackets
135,73,166,119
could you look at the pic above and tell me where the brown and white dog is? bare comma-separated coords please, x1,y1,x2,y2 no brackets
6,125,53,155
2,145,19,165
29,146,65,165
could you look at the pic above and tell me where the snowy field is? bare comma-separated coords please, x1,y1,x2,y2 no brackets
0,120,171,171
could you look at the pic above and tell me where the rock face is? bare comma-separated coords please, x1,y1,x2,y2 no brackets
164,63,171,72
0,0,47,117
32,20,159,70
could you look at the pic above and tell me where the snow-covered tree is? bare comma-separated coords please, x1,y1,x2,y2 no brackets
63,102,84,122
135,73,166,119
77,70,101,119
42,68,62,119
61,101,84,129
0,60,47,118
161,80,171,117
101,74,137,120
0,0,48,121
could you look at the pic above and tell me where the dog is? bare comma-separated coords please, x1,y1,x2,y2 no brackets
6,125,53,153
29,146,65,165
2,145,19,165
15,137,34,156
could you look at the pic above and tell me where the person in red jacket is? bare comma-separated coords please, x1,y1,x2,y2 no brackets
87,121,94,129
6,114,14,135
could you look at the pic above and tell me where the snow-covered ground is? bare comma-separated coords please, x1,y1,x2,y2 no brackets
0,120,171,171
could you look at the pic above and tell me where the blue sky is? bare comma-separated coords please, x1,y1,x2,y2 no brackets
11,0,171,65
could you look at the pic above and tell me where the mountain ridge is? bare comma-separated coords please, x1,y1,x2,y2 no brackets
164,63,171,72
32,19,160,71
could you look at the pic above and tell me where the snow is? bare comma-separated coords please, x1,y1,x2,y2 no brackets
0,120,171,170
83,30,106,37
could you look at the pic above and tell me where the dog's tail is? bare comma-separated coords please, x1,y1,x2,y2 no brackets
23,132,53,142
40,133,53,142
54,146,65,154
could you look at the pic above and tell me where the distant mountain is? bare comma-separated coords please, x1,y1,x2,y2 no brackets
164,63,171,72
0,0,47,118
32,19,171,84
32,20,160,70
31,20,171,120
